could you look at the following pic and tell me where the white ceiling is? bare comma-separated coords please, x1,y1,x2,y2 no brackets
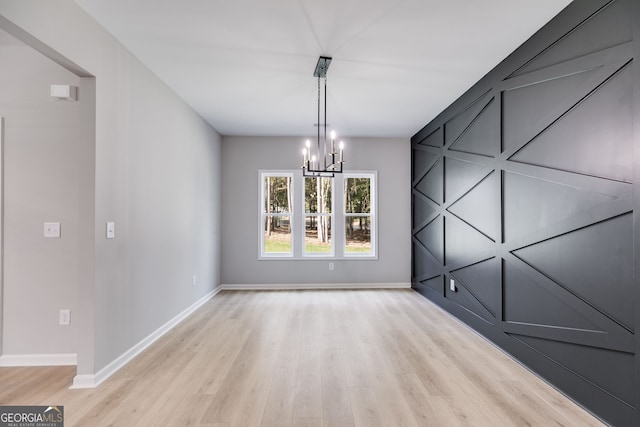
73,0,572,138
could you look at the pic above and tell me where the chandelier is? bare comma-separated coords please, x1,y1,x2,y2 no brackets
301,56,344,177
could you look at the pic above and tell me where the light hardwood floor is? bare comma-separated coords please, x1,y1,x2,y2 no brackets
0,289,604,426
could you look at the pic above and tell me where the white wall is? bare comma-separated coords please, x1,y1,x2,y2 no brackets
0,1,222,375
221,136,411,286
0,43,81,356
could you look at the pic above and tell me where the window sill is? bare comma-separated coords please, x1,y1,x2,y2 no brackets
258,255,378,261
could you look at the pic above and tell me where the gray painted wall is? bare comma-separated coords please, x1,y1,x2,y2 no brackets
221,136,410,286
0,44,80,355
0,1,222,374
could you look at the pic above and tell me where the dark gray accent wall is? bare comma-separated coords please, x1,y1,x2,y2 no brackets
411,0,640,425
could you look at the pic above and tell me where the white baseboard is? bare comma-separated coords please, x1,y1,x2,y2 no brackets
0,353,77,367
70,374,97,388
220,282,411,290
70,286,221,389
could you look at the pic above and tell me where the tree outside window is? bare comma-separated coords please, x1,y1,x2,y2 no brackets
304,177,333,255
344,175,374,255
262,174,293,255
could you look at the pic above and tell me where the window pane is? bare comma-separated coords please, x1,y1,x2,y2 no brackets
305,215,332,253
345,216,371,253
263,215,291,253
305,177,332,213
345,178,370,214
264,176,292,213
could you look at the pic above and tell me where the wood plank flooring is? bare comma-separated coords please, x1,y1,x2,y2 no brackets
0,289,604,426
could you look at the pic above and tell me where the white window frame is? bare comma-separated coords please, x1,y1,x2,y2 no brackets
258,170,377,260
343,172,377,258
259,171,294,258
302,176,335,257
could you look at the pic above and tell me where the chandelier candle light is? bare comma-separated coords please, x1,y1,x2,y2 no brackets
301,56,344,177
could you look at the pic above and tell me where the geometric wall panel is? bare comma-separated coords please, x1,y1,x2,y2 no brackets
415,159,443,204
448,172,497,240
419,275,443,293
512,213,634,331
451,257,499,317
449,98,499,158
413,243,441,279
413,149,438,182
413,195,435,228
444,91,492,147
503,172,616,243
417,127,443,147
415,215,444,264
444,157,491,204
503,261,602,332
510,63,633,183
446,279,494,324
511,334,635,407
502,66,602,152
510,0,632,78
444,216,493,266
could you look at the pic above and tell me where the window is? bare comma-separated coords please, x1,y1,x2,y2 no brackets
260,170,376,259
261,173,293,257
344,174,375,257
304,177,333,256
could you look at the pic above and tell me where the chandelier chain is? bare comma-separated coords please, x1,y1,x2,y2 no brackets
301,56,344,177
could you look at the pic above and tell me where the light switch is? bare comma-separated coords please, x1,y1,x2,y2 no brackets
44,222,61,238
106,222,115,239
59,309,70,326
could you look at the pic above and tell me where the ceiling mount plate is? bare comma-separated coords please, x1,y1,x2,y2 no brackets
313,56,332,77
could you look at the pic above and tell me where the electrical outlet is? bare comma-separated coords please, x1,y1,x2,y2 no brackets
329,262,334,271
192,275,197,287
59,309,70,326
449,279,456,292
